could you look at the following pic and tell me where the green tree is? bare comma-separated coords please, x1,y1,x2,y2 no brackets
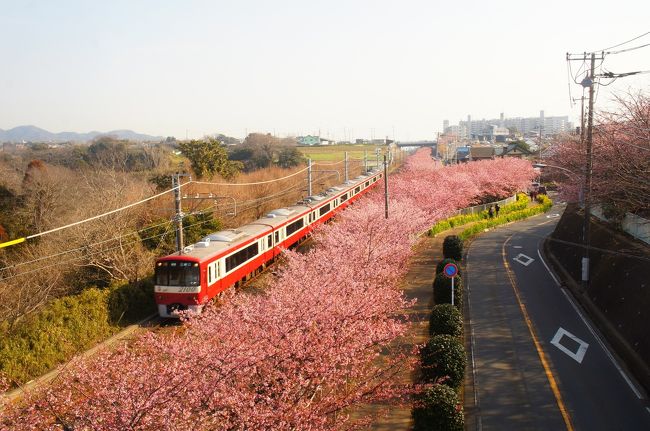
277,147,306,168
178,138,242,179
510,139,530,152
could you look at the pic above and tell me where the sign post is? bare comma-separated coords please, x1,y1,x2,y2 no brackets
443,262,459,306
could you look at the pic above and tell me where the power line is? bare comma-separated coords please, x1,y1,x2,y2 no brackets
0,170,343,280
0,183,187,249
606,42,650,55
0,210,219,282
600,30,650,51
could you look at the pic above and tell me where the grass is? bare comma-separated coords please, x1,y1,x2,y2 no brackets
298,144,385,162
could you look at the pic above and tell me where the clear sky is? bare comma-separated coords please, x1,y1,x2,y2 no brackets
1,0,648,141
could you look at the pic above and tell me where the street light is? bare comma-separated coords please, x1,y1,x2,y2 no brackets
534,163,591,289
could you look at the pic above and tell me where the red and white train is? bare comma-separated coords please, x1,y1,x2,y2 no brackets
154,169,384,317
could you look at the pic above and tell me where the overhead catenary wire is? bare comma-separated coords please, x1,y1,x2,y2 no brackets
0,170,346,280
0,210,221,282
0,170,343,275
191,166,309,187
0,163,331,249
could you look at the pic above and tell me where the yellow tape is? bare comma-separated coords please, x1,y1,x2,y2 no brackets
0,237,26,249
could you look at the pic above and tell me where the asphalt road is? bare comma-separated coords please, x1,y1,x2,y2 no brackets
465,203,650,430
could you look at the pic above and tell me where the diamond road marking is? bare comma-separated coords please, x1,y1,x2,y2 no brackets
513,253,534,266
551,327,589,364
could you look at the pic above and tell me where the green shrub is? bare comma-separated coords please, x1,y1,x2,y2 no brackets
428,194,527,236
430,219,452,236
429,304,463,337
432,273,463,309
420,334,466,388
412,384,464,431
442,235,463,261
458,195,553,241
435,258,461,277
0,288,114,385
108,279,156,324
0,280,157,387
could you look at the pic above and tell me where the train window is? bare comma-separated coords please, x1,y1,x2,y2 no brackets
267,234,272,248
286,218,304,236
355,186,361,194
155,261,199,286
225,242,259,273
274,231,279,243
365,181,369,187
341,193,348,202
319,203,331,216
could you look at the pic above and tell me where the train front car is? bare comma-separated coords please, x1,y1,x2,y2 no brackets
154,256,205,318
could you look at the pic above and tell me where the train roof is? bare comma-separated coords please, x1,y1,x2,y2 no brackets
159,170,380,262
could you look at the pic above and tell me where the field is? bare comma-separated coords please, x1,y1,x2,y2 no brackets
297,144,386,162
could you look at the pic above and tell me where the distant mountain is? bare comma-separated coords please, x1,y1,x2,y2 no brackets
0,125,163,143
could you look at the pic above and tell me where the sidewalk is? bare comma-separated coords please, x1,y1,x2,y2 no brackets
367,226,468,430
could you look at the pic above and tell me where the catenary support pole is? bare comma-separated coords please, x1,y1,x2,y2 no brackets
307,158,313,196
383,154,388,219
173,173,184,254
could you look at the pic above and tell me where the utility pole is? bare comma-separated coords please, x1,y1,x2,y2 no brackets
362,150,367,175
172,173,185,254
345,151,350,182
582,52,596,290
383,155,389,219
307,158,313,196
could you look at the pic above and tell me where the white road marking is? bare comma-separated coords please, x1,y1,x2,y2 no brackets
560,288,644,399
551,327,589,363
513,253,535,266
546,213,560,218
646,406,650,415
536,247,560,286
513,245,523,249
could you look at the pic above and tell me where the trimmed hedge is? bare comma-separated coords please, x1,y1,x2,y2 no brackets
420,334,466,389
458,194,553,240
429,304,463,337
442,235,463,261
432,273,463,310
412,384,464,431
0,281,155,386
429,193,529,236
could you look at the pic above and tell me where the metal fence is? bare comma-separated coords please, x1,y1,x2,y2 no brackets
455,194,517,216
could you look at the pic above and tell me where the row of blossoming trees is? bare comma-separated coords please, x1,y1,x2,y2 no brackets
547,92,650,218
1,149,534,430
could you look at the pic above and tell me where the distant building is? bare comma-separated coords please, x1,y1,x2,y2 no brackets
297,135,320,146
455,111,572,138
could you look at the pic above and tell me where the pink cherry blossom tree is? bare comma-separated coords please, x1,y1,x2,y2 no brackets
1,149,535,430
